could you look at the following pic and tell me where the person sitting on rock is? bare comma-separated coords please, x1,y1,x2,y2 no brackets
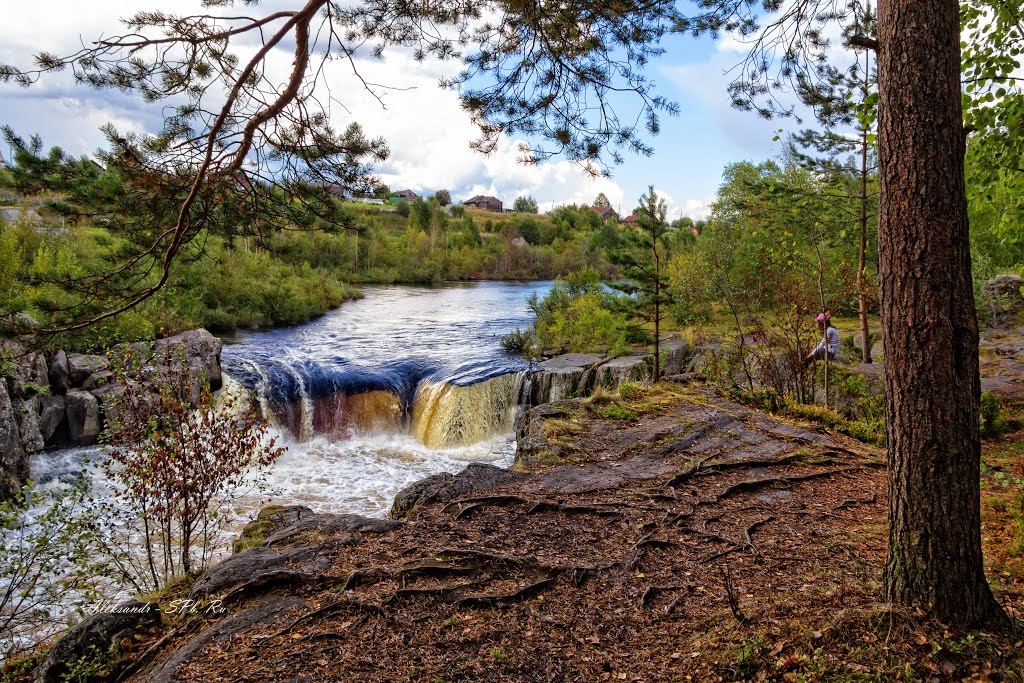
805,312,840,365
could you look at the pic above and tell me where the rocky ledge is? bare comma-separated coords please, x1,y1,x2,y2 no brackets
518,338,691,407
0,329,222,500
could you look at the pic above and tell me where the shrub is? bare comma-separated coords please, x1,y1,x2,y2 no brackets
0,478,102,659
500,328,533,354
96,343,285,593
980,390,1012,439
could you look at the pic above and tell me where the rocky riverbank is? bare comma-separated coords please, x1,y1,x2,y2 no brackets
17,322,1024,680
0,329,222,499
26,381,914,682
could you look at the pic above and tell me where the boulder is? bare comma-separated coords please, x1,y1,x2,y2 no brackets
233,505,399,553
982,274,1024,329
390,462,521,520
34,601,161,683
152,329,223,391
66,354,106,387
188,544,340,599
870,341,885,362
189,506,392,598
64,390,100,446
0,382,26,500
595,355,649,387
38,395,65,444
81,370,113,391
661,338,691,376
90,381,126,428
15,396,44,454
48,350,71,393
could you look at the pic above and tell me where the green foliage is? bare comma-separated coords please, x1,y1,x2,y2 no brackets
433,189,451,206
597,405,638,422
980,390,1013,439
0,478,104,659
512,195,538,213
527,270,628,354
499,328,534,354
667,249,712,324
0,649,46,683
59,644,120,683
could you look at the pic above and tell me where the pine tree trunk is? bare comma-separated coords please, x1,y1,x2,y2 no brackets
858,47,873,365
877,0,1005,625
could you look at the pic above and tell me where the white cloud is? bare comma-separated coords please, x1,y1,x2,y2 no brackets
0,1,630,213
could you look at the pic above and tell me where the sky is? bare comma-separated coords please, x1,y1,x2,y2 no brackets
0,2,798,220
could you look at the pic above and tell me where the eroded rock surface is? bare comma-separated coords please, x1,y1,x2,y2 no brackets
98,383,884,683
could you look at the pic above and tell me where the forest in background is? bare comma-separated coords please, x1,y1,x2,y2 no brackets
0,135,644,352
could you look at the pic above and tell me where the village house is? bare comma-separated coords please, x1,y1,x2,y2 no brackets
390,189,419,203
463,195,503,212
593,205,619,222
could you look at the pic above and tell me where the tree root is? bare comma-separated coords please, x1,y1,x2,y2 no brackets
833,493,878,510
456,575,559,606
664,450,850,490
257,593,387,644
624,534,680,570
710,468,861,503
445,495,627,519
640,584,690,608
220,570,335,606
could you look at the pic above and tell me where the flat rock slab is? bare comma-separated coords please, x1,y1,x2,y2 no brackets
538,353,606,370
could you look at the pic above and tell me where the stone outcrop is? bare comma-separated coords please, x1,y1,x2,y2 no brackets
15,396,45,453
518,339,694,408
38,395,65,443
594,354,648,387
0,381,26,500
47,350,71,393
66,354,107,387
518,353,605,405
512,401,577,469
661,338,691,376
0,329,225,495
390,462,521,519
34,601,161,683
982,274,1024,329
63,390,101,446
1,343,51,498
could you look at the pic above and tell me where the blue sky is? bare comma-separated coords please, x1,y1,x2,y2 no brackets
0,2,795,219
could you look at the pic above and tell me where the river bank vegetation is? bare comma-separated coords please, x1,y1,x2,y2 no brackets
0,134,621,351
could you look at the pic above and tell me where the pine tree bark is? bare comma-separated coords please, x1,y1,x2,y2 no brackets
858,46,873,365
877,0,1005,625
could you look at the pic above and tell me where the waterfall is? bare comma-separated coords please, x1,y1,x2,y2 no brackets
312,390,403,439
232,366,524,449
410,373,523,448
